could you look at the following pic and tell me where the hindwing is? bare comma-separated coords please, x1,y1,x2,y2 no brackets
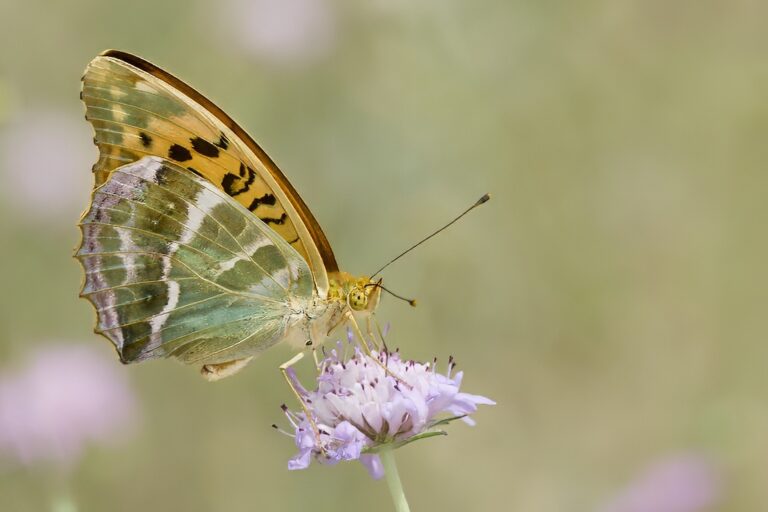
76,157,314,365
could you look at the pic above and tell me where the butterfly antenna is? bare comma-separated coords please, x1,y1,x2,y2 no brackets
366,281,417,307
370,193,491,279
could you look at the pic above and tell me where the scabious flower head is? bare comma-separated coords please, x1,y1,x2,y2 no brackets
0,110,93,225
279,342,494,478
0,343,139,471
222,0,336,66
598,454,721,512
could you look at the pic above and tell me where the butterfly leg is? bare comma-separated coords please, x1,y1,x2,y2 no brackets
300,313,322,371
364,315,392,366
371,314,392,354
279,352,324,446
344,312,408,386
366,316,387,352
200,357,254,381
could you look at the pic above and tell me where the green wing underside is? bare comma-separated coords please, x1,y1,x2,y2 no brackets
77,156,314,365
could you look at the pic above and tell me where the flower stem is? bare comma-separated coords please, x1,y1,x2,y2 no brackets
380,448,411,512
51,495,77,512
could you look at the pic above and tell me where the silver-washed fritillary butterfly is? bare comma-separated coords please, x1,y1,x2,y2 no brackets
77,50,382,381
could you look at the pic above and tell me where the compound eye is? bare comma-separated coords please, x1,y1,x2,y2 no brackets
349,288,368,311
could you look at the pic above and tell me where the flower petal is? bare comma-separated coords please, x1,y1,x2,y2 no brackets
288,448,312,470
360,454,384,479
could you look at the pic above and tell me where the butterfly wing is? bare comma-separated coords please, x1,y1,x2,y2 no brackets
81,50,338,296
77,156,313,365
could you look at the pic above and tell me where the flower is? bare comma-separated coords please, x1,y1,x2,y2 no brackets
0,110,94,225
221,0,337,66
598,453,722,512
0,343,139,470
278,342,494,478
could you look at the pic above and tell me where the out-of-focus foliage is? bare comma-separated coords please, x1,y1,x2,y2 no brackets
0,0,766,510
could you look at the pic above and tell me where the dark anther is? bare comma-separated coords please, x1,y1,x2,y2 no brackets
280,404,288,411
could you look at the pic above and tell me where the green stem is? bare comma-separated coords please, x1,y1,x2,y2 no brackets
48,470,77,512
51,495,77,512
380,448,411,512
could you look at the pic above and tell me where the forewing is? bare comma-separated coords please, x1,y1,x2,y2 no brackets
81,50,338,295
76,157,314,365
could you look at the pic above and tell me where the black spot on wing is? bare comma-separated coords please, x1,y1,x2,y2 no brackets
221,164,256,197
168,144,192,162
94,207,107,223
248,193,277,211
221,174,238,195
190,137,220,158
155,165,171,185
139,132,153,148
215,133,229,150
262,213,288,225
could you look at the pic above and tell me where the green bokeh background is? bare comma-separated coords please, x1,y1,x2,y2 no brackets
1,1,767,510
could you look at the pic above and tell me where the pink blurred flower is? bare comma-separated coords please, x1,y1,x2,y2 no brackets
0,109,94,224
599,454,722,512
223,0,337,65
0,343,139,470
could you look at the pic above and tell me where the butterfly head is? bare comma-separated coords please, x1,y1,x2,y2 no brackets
328,273,382,313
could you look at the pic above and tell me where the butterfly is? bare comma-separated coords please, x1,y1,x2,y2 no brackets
76,50,383,381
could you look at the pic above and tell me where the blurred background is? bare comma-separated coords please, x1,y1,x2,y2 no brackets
0,0,766,510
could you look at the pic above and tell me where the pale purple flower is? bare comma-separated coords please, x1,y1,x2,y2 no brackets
278,343,494,478
222,0,336,66
0,343,139,470
0,110,94,224
598,454,722,512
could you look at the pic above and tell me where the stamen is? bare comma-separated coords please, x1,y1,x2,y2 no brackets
272,424,295,437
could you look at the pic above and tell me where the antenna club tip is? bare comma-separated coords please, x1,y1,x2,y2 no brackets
477,193,491,205
408,299,417,307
